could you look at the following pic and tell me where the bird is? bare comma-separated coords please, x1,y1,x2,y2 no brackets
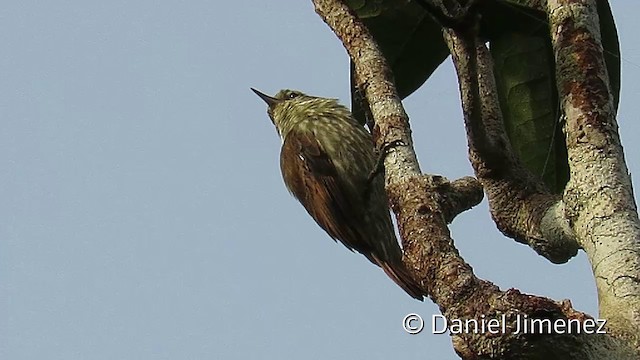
252,87,423,300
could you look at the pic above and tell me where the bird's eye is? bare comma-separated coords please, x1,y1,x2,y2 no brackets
288,92,299,99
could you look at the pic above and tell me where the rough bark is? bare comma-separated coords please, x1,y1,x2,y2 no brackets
444,26,580,264
309,0,640,357
444,22,636,358
310,0,640,358
548,0,640,345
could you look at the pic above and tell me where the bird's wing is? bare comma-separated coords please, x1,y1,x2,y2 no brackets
280,127,424,300
280,127,365,252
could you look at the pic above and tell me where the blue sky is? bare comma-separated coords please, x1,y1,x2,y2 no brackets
1,1,639,359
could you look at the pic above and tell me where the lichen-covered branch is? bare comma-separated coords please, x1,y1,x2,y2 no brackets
444,27,579,264
312,0,480,304
548,0,640,345
443,22,637,358
310,0,633,358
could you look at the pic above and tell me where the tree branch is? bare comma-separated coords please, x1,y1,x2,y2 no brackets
548,0,640,345
440,4,579,264
310,0,634,358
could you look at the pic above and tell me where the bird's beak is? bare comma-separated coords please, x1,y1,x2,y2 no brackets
251,88,280,107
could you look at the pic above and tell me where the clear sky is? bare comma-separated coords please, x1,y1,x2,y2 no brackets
1,1,639,359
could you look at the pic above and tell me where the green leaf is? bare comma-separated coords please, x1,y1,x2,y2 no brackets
491,33,569,193
345,0,408,19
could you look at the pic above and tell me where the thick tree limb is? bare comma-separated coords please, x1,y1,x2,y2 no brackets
548,0,640,345
444,23,579,264
444,23,636,357
310,0,638,358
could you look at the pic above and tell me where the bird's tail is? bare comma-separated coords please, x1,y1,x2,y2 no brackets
376,256,424,301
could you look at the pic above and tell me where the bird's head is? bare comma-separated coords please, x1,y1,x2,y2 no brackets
251,88,351,139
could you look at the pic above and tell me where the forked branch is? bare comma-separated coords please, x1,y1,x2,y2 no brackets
309,0,631,358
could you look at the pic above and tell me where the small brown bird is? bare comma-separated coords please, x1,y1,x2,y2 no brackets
252,88,422,300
